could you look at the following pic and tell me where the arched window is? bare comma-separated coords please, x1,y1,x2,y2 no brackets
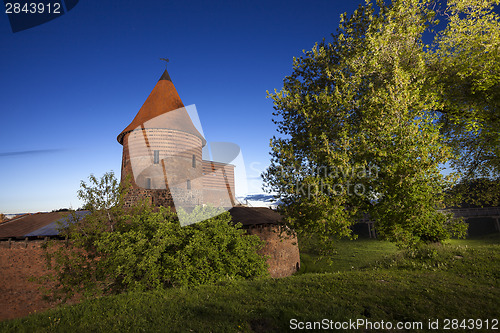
187,179,191,190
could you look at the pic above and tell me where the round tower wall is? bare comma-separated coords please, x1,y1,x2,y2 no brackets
121,128,203,208
245,224,300,278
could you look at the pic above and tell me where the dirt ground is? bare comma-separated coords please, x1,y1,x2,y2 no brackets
0,241,60,322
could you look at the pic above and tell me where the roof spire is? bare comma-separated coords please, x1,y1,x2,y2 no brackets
117,64,206,146
160,58,169,68
158,58,171,82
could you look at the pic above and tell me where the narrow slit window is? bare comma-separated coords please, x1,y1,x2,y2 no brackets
192,154,196,168
146,178,152,189
187,179,191,190
153,150,159,164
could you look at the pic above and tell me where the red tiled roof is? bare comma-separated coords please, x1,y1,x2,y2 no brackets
117,69,205,145
0,212,68,239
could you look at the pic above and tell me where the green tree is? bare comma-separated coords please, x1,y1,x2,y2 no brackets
264,0,468,249
430,0,500,206
42,172,268,301
76,171,128,231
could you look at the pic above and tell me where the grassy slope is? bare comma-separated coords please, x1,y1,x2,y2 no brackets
1,235,499,332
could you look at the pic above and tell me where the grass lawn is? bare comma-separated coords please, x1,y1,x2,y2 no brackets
1,234,499,332
298,236,399,274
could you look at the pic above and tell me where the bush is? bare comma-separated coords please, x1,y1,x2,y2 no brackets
41,172,268,301
371,243,473,271
95,206,269,292
375,210,468,249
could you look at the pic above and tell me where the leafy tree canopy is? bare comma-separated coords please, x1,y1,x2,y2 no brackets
430,0,500,206
263,0,499,248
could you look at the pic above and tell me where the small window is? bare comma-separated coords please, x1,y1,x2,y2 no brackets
146,178,152,189
192,154,196,168
153,150,159,164
187,179,191,190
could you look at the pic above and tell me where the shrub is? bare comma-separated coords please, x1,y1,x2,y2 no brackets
41,172,268,301
371,243,474,271
375,210,468,249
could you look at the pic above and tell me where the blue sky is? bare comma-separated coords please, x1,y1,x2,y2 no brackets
0,1,367,213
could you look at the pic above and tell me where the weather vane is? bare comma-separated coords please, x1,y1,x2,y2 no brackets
160,58,169,68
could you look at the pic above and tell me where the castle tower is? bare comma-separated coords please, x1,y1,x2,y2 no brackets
117,68,206,209
116,67,299,276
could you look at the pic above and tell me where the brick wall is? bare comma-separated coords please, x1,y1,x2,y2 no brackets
0,240,58,321
121,128,203,191
245,224,300,278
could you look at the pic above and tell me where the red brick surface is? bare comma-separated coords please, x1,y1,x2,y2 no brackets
246,225,300,278
0,241,58,321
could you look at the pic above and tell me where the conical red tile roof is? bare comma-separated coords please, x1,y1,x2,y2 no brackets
117,69,205,145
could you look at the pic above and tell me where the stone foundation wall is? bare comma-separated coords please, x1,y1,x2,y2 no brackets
123,188,230,211
123,188,174,209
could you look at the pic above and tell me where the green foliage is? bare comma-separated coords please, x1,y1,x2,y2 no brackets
5,236,499,332
373,243,473,271
446,177,500,207
176,205,226,227
429,0,500,204
94,206,268,292
264,0,470,248
371,237,500,281
42,172,268,301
